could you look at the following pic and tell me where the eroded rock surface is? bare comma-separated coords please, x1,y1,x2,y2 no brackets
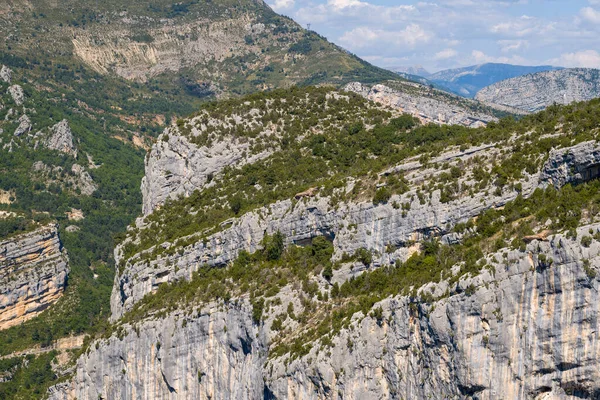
46,119,77,156
50,223,600,400
476,68,600,112
0,224,69,330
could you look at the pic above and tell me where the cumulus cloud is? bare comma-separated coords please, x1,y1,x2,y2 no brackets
287,1,594,70
339,24,432,50
580,7,600,24
498,39,528,53
434,48,458,60
268,0,295,12
551,50,600,69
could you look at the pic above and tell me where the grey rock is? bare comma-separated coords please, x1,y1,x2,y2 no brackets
51,223,600,399
71,164,97,196
540,140,600,188
47,120,77,156
476,68,600,112
14,115,32,136
0,65,12,83
345,82,497,128
50,300,266,400
0,224,69,330
8,84,25,106
13,114,31,137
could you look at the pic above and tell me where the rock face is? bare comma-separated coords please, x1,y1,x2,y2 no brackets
13,114,31,137
345,82,498,128
0,65,12,83
114,141,538,319
476,68,600,112
50,222,600,400
8,84,25,106
0,224,69,330
540,141,600,188
51,301,266,400
46,119,77,156
141,128,267,215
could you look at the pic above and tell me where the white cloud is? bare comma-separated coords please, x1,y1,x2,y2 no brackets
434,48,458,60
498,39,528,53
268,0,295,12
551,50,600,69
580,7,600,24
327,0,367,10
339,24,432,50
471,50,526,65
289,0,595,71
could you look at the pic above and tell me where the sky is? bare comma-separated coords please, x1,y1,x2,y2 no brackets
266,0,600,73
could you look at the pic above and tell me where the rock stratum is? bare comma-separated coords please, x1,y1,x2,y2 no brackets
0,224,69,330
476,68,600,112
49,88,600,399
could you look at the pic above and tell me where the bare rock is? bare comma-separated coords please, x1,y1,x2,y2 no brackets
0,65,12,83
47,119,77,156
8,84,25,106
0,224,69,330
13,114,31,136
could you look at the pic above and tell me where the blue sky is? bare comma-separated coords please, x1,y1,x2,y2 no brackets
267,0,600,72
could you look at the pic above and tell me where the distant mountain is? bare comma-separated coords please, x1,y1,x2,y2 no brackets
429,63,562,98
475,68,600,112
390,65,431,77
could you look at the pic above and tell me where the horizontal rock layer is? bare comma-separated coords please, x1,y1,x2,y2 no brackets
0,224,69,330
51,222,600,399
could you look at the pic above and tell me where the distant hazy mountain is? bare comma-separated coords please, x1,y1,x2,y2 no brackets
390,65,431,77
429,63,562,98
475,68,600,112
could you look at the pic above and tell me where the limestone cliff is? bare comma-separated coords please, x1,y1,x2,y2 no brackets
50,222,600,399
475,68,600,112
0,224,69,330
50,91,600,399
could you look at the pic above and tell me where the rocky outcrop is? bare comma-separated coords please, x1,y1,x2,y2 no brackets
50,221,600,400
113,142,536,319
141,129,270,215
46,119,76,156
0,65,11,83
13,114,31,136
8,84,25,106
0,224,69,330
476,68,600,112
540,141,600,188
345,82,497,128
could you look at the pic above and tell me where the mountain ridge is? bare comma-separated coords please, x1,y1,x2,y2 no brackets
475,67,600,112
428,63,562,97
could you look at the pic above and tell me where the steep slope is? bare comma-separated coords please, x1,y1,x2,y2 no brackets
429,63,561,98
0,0,396,98
0,223,69,330
476,68,600,112
0,63,145,363
48,87,600,398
